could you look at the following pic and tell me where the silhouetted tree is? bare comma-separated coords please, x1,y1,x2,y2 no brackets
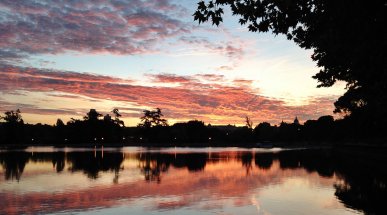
84,109,102,121
254,122,276,141
194,0,387,132
56,118,65,127
112,108,124,127
1,109,24,124
172,120,208,143
0,109,25,143
278,121,298,141
138,108,168,128
229,126,253,143
303,115,335,141
245,116,253,129
103,114,112,122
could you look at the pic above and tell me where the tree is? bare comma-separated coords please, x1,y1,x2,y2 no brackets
56,118,65,127
254,122,276,140
138,108,168,128
84,109,102,121
112,108,124,127
245,116,253,129
0,109,24,144
194,0,387,129
1,109,24,124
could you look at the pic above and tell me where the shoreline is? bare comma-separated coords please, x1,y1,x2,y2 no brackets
1,141,386,150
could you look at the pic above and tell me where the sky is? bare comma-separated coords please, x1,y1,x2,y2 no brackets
0,0,345,126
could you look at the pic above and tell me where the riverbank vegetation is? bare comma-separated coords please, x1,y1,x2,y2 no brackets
1,108,385,146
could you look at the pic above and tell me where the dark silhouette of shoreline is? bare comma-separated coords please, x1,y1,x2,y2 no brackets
1,108,386,147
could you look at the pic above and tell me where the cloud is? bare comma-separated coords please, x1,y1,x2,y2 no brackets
148,73,194,84
233,79,254,86
216,65,234,71
195,74,225,82
0,49,27,64
0,99,79,117
0,0,339,125
178,36,245,67
0,65,133,88
0,0,190,61
0,65,337,124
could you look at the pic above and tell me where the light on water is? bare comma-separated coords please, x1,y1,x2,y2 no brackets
0,147,384,214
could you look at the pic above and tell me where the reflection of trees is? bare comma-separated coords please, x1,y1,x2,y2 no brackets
67,151,123,180
275,149,387,215
1,148,387,215
28,152,66,173
332,150,387,215
0,152,29,181
137,153,208,182
277,150,335,177
138,153,172,182
254,153,273,170
240,152,253,175
0,151,124,181
175,153,207,172
334,178,387,215
52,152,65,172
0,151,67,180
277,151,301,169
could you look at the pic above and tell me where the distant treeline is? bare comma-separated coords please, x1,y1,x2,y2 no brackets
0,108,385,146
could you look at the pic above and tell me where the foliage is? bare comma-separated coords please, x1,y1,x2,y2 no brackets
112,108,124,127
194,0,387,128
83,109,102,121
56,119,65,127
254,122,276,140
245,116,253,129
0,108,385,145
138,108,168,128
0,109,24,124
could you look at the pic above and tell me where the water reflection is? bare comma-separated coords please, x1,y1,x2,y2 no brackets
67,151,123,179
0,151,29,181
0,147,386,214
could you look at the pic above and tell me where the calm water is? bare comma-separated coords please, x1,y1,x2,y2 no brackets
0,147,386,215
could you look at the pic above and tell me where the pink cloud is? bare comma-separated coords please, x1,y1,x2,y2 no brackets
178,36,245,64
148,74,194,83
0,65,337,124
195,74,225,82
0,0,190,61
233,79,254,86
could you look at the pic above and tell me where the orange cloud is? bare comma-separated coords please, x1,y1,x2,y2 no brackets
0,65,337,125
148,73,194,83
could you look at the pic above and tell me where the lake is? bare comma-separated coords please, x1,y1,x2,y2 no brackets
0,146,385,215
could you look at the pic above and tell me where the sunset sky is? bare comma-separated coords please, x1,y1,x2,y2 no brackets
0,0,345,126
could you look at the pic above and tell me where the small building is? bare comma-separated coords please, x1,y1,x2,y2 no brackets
293,116,300,125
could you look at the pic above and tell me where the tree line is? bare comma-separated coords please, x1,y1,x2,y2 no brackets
0,107,385,146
